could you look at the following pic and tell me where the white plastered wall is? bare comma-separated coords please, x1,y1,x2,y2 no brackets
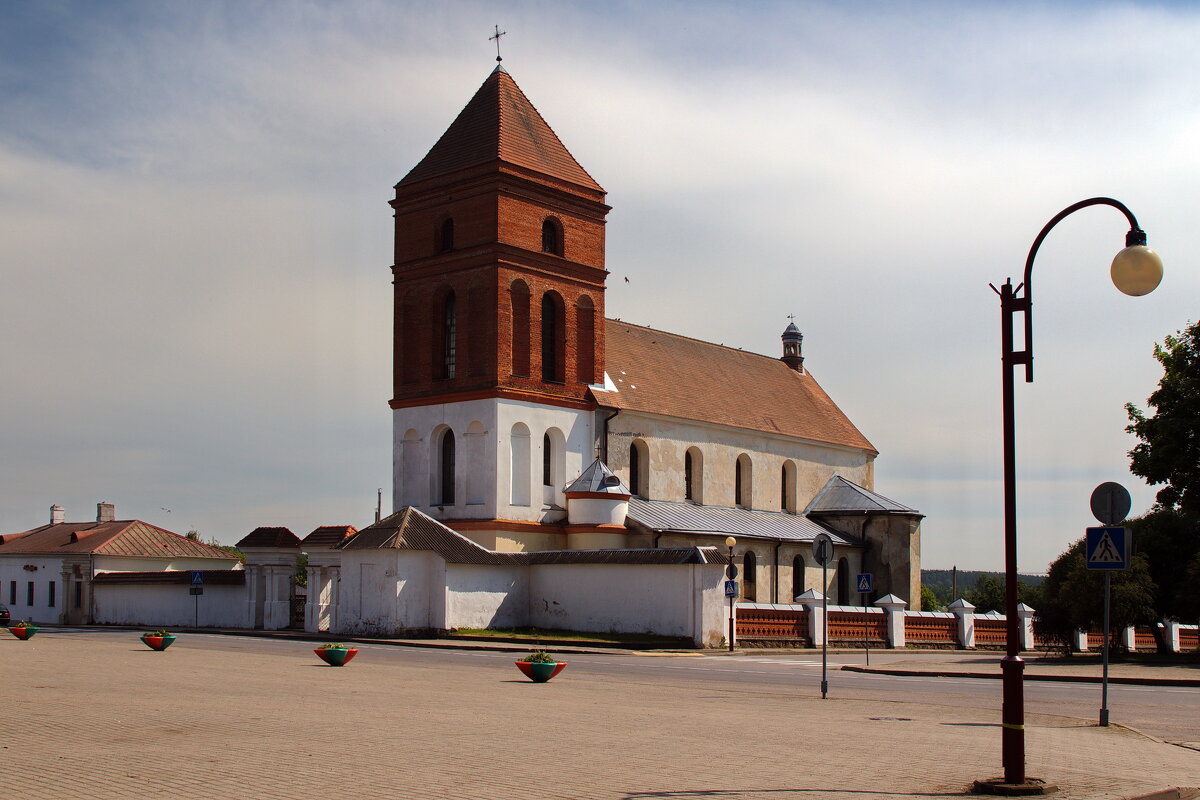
92,583,248,627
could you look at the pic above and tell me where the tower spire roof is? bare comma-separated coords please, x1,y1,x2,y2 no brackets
397,68,603,192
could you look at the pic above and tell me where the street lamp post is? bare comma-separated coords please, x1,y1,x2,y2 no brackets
985,197,1162,792
725,537,737,652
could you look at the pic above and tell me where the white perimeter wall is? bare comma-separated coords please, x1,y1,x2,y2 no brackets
335,549,446,636
446,564,528,630
92,584,248,628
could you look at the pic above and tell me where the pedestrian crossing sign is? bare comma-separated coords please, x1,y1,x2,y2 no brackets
1086,527,1130,570
856,573,873,593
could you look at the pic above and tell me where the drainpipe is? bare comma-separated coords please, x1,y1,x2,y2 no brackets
598,408,619,463
653,531,662,549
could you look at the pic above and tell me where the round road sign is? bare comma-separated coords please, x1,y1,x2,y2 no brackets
812,532,834,566
1090,482,1131,525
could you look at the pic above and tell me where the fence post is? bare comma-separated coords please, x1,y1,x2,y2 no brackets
948,598,976,649
1163,620,1180,653
1121,626,1136,652
1016,602,1035,651
875,594,907,648
1074,629,1089,652
796,588,826,646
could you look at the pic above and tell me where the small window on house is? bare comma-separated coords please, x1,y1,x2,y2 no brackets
837,557,850,605
439,218,454,253
541,217,562,256
74,581,83,609
8,580,15,605
48,581,56,608
27,581,35,606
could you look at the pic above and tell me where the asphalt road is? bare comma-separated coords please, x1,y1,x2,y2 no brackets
39,629,1200,746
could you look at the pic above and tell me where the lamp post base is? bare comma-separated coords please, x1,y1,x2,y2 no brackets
972,777,1058,796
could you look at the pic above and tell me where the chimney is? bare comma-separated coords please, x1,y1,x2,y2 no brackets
97,502,115,523
50,505,65,525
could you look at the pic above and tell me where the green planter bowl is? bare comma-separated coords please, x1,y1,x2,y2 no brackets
315,647,358,666
9,627,39,640
141,634,177,651
515,660,567,682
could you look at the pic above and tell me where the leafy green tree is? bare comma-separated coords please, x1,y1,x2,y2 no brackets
1127,509,1200,622
1035,539,1157,655
962,575,1041,614
920,584,943,612
1126,321,1200,517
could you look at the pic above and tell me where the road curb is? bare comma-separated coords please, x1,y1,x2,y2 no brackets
840,664,1200,687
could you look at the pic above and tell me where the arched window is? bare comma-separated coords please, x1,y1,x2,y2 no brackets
510,423,531,506
744,551,757,602
684,451,694,501
837,557,849,605
781,460,797,513
510,280,530,377
735,454,752,508
437,428,456,506
543,432,553,487
629,439,649,498
439,218,454,253
541,217,563,256
543,427,565,506
791,555,806,601
575,295,595,384
684,447,703,504
540,292,565,382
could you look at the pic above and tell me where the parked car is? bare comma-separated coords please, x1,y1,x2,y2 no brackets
0,605,9,626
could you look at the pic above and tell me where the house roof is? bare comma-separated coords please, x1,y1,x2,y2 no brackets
805,475,921,516
563,458,630,496
339,507,718,566
626,498,856,546
598,321,876,455
0,520,240,560
397,66,603,193
300,525,358,550
236,527,302,549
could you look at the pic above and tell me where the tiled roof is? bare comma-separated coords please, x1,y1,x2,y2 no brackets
599,321,876,454
626,498,856,545
397,66,603,192
563,458,630,496
805,475,921,516
236,527,302,549
91,569,245,585
0,521,241,559
301,525,358,550
340,507,720,566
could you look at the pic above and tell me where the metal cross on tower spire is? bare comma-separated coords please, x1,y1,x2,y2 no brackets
490,25,507,62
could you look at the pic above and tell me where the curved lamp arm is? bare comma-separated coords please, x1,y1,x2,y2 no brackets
1013,197,1159,382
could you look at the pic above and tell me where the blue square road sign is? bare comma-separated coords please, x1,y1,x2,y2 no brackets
1086,527,1130,570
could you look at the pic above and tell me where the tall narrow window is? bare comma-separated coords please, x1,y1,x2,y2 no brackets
27,581,34,606
735,454,753,508
541,217,562,255
684,451,694,501
629,442,641,499
442,292,457,379
781,460,797,512
543,432,553,487
837,557,849,605
400,293,419,386
510,423,531,506
439,429,456,506
575,295,595,383
792,555,806,601
744,551,757,602
541,293,564,382
48,581,56,608
735,460,742,506
511,280,531,377
439,218,454,253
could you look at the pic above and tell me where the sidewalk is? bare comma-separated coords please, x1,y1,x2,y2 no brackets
839,652,1200,687
3,630,1197,799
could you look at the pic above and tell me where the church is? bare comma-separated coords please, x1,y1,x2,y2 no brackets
325,62,923,628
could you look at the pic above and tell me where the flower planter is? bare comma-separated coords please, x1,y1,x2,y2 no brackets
9,627,39,640
141,634,177,651
515,660,567,682
315,647,358,666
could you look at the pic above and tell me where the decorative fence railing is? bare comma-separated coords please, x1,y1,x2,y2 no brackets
734,596,1200,653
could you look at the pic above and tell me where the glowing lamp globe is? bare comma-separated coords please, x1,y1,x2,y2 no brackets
1111,244,1163,296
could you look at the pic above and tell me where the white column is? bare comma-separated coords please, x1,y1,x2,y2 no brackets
1074,629,1089,652
796,588,826,646
1016,602,1035,651
304,566,320,633
1121,625,1136,652
948,598,975,649
1163,620,1181,653
875,594,907,648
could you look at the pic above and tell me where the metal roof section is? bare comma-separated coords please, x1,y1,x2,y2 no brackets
563,458,630,495
804,475,921,516
340,507,723,566
626,498,855,546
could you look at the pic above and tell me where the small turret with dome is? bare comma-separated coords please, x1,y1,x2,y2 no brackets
781,317,804,373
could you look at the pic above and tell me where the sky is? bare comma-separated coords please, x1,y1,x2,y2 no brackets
1,0,1197,573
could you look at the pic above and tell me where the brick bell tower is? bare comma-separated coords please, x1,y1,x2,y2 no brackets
390,65,610,410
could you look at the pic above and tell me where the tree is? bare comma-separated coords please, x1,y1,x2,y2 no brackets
1034,538,1157,655
1126,321,1200,517
920,584,943,612
962,574,1041,614
1127,509,1200,622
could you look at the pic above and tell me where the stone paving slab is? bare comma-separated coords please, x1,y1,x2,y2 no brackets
2,632,1197,799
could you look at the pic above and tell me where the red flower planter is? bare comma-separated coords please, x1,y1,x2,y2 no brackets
141,635,177,651
515,661,567,682
315,647,358,666
9,627,39,640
